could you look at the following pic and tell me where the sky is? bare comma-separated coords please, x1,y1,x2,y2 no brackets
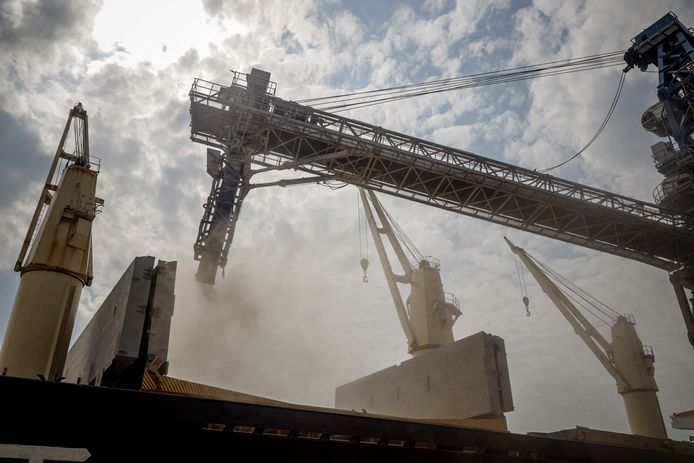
1,0,693,441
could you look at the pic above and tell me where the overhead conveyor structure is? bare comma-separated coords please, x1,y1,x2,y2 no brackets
188,22,694,346
189,78,694,272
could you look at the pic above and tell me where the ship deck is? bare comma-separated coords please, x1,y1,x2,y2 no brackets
1,375,693,462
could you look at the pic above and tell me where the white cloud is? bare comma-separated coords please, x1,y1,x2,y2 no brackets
92,0,238,69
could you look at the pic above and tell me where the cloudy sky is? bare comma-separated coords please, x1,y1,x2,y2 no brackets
1,0,693,440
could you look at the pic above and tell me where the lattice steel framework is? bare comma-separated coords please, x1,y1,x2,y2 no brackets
190,77,694,280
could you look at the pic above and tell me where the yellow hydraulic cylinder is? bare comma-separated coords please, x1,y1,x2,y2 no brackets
0,160,98,380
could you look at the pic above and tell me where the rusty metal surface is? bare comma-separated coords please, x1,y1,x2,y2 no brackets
142,370,509,432
142,369,288,406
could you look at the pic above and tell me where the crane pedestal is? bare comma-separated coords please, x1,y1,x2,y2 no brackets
611,318,666,439
622,391,667,439
0,271,82,380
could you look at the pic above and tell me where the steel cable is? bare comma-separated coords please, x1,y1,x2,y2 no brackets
298,51,625,110
539,71,626,173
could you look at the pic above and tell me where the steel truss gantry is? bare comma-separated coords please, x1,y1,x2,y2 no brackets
190,77,694,272
189,69,694,348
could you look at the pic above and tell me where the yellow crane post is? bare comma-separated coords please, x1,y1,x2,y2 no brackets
0,104,103,381
505,237,667,439
360,188,461,356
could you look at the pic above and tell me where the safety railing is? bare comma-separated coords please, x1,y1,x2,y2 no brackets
196,76,691,229
415,256,440,270
641,344,655,360
653,173,692,204
438,292,461,312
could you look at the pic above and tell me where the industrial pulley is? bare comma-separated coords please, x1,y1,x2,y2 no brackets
522,296,530,317
360,258,369,283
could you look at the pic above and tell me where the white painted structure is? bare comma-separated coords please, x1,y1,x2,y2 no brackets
335,332,513,419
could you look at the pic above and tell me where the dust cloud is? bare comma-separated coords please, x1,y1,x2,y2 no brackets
167,258,396,407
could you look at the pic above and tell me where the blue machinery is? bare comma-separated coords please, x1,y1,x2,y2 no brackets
624,12,694,214
191,69,275,284
624,12,694,153
624,12,694,348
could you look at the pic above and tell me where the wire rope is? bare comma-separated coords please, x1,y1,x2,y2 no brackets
357,189,364,258
373,193,423,263
533,256,621,320
299,51,625,109
327,61,624,112
538,71,626,173
525,252,622,325
287,51,628,172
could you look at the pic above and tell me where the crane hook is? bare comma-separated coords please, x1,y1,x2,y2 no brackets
522,296,530,316
360,258,369,283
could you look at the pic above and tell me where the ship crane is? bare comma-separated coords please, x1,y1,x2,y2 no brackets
505,237,667,439
358,188,461,356
188,13,694,350
0,104,103,381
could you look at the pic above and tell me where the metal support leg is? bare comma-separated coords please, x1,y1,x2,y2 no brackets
670,276,694,350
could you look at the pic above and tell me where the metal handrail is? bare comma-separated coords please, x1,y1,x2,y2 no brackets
415,256,440,270
653,183,666,203
438,292,461,312
189,74,694,274
641,344,655,359
653,173,692,204
194,78,689,229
